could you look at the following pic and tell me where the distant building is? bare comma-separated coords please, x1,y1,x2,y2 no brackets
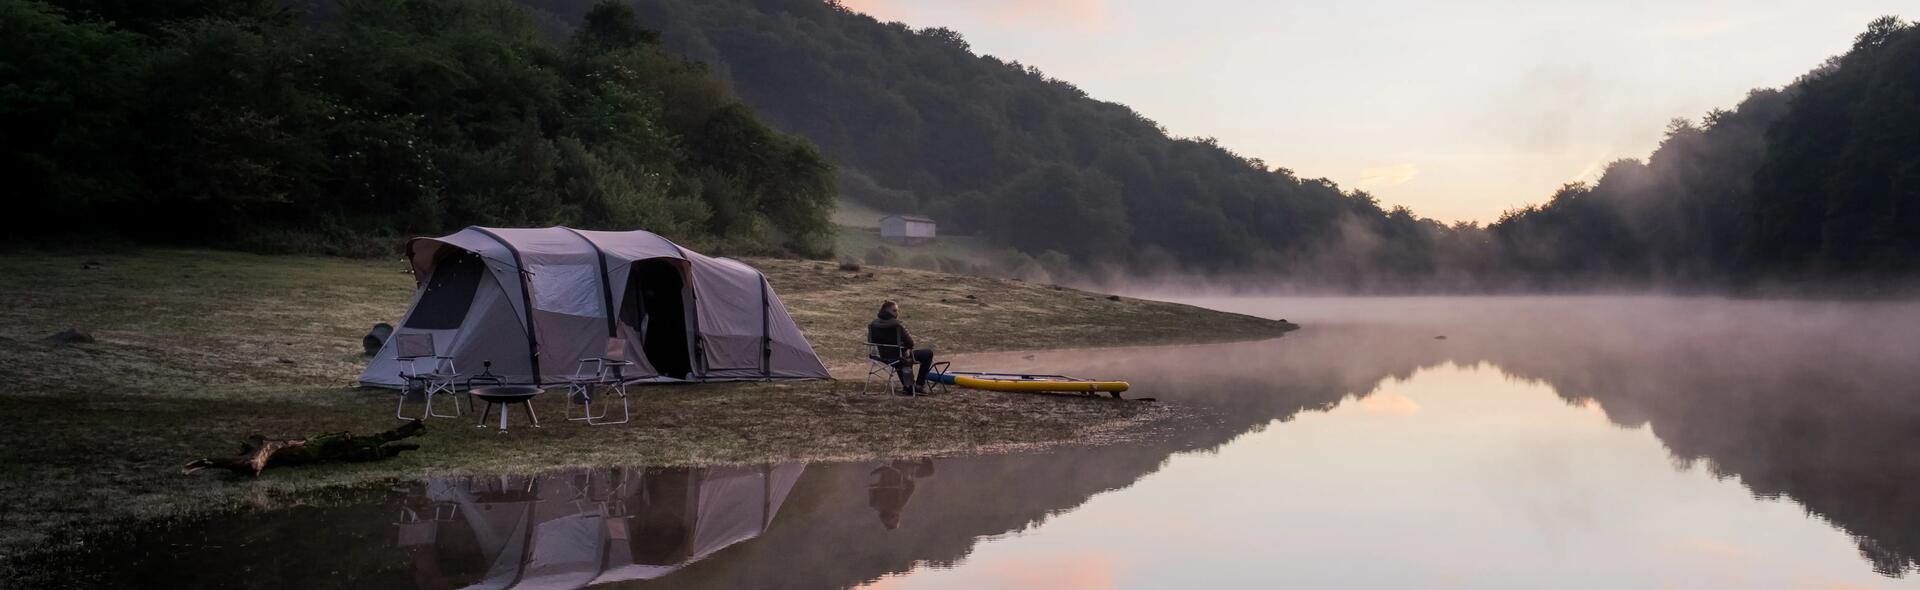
880,214,936,245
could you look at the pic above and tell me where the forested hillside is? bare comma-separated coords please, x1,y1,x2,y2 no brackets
544,0,1459,277
1485,16,1920,287
584,0,1916,288
8,0,1913,289
4,0,835,256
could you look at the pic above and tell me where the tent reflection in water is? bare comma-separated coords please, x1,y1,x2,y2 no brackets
360,226,829,387
397,464,805,589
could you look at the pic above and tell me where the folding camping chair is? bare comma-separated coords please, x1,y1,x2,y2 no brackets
396,332,465,420
863,341,914,395
566,338,634,425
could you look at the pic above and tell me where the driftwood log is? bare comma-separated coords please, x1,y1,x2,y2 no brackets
182,419,426,477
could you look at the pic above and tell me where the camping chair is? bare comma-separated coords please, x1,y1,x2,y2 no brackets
566,338,634,426
396,333,465,420
862,341,914,395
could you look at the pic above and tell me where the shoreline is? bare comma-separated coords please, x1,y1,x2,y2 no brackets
0,248,1295,562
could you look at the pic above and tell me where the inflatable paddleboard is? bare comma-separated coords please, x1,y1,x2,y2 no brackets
930,371,1130,395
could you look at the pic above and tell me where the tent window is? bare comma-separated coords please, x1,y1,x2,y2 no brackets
404,252,486,330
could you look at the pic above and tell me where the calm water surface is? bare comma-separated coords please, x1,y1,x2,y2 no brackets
34,297,1920,588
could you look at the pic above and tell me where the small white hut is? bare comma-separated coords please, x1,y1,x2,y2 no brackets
879,214,936,245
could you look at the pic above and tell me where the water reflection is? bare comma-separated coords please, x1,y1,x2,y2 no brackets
867,459,936,530
396,465,802,589
26,298,1920,587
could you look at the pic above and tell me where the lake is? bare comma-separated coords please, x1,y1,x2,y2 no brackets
28,297,1920,588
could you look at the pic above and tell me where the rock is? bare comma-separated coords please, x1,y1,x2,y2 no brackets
839,261,861,272
1434,335,1447,340
1106,295,1121,301
44,328,94,345
964,294,976,300
81,261,104,270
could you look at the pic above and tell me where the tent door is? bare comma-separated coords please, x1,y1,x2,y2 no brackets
624,260,693,379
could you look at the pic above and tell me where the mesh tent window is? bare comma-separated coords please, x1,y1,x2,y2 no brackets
404,252,486,330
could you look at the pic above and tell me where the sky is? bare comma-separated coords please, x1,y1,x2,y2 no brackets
837,0,1913,224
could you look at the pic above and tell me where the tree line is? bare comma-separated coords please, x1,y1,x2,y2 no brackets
580,0,1917,289
524,0,1440,279
3,0,836,256
8,0,1913,289
1487,16,1920,289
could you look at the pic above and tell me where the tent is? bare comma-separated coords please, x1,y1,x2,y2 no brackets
396,465,806,590
360,226,828,387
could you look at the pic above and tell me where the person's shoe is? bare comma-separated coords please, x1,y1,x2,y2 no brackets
896,388,915,396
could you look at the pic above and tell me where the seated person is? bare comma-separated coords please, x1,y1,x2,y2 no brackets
867,300,935,395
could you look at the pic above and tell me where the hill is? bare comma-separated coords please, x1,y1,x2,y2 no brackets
4,0,835,256
570,0,1458,277
1483,16,1920,287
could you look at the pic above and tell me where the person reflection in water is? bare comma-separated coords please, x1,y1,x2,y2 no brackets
868,458,937,529
868,301,936,395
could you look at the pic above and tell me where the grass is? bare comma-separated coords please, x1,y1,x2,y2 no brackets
828,197,890,229
830,197,1005,268
833,225,1005,268
0,248,1292,563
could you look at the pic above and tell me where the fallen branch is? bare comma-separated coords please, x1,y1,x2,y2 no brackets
183,419,426,477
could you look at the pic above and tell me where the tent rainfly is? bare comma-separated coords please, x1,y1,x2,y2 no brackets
359,226,828,387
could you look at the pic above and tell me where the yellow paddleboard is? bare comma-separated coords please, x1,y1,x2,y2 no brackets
946,373,1130,394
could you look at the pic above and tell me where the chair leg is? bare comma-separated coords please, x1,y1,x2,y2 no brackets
566,383,587,421
398,381,431,420
588,382,630,426
427,380,462,419
567,383,608,422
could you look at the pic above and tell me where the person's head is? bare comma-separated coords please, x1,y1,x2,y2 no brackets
878,300,898,319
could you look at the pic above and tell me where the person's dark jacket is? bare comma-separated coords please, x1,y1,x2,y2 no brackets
867,309,914,360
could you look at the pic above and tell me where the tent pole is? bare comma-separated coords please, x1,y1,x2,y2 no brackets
471,227,542,385
560,227,618,338
759,275,772,378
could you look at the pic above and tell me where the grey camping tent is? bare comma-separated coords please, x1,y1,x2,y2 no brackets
360,226,829,387
395,464,805,590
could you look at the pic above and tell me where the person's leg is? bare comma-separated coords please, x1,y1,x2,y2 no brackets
893,357,914,393
912,349,935,386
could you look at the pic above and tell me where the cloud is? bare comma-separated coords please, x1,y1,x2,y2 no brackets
1355,163,1420,190
838,0,1110,29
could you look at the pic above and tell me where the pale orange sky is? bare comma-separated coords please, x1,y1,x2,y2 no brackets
840,0,1912,223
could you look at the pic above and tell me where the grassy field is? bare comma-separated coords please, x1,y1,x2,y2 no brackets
830,197,1006,268
0,248,1292,563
